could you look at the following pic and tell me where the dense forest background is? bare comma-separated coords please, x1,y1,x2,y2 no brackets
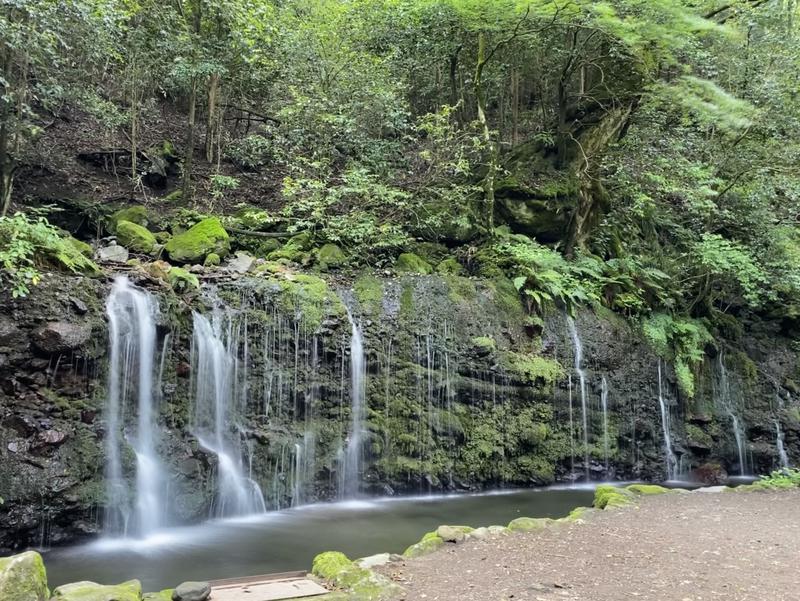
2,0,800,398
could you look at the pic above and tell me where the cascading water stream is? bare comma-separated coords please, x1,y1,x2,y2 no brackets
191,309,266,517
600,376,609,473
656,361,678,481
104,277,165,537
566,317,590,480
341,308,366,498
716,353,749,475
775,421,790,468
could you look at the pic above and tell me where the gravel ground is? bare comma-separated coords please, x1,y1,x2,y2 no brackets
378,489,800,601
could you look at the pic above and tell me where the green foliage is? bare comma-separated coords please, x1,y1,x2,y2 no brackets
751,469,800,490
0,214,99,297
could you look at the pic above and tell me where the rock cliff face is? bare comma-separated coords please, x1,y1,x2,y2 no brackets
1,269,797,551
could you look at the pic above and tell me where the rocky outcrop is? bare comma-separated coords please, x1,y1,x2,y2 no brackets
51,579,141,601
0,551,49,601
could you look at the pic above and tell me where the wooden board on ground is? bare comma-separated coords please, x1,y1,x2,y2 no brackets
210,576,329,601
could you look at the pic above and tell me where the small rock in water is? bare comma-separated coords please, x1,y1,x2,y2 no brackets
172,581,211,601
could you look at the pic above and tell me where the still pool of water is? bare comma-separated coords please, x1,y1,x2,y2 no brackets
43,486,595,591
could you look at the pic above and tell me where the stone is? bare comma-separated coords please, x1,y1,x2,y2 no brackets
30,430,67,454
164,218,230,264
167,268,200,293
109,206,150,231
171,581,211,601
69,298,88,315
355,553,392,569
96,243,129,263
436,525,469,543
115,220,157,254
32,322,91,354
226,251,255,274
692,461,728,485
52,580,141,601
315,243,347,270
395,252,433,274
0,550,49,601
507,517,554,532
203,253,221,267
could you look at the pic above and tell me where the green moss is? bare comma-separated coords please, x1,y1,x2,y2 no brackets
162,190,183,203
507,517,554,532
395,252,433,274
487,276,524,323
399,283,415,319
354,274,383,313
471,336,496,353
267,232,313,263
109,206,149,231
0,551,49,601
66,237,93,258
278,274,343,329
403,531,444,558
164,217,230,264
204,253,221,267
444,274,477,303
436,257,463,275
593,485,634,509
115,220,157,254
143,590,173,601
167,267,199,292
316,243,347,270
504,352,563,385
685,423,713,448
564,506,593,522
311,552,401,601
625,484,672,496
51,580,141,601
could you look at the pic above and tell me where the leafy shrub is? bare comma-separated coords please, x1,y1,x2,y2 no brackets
0,213,99,297
225,134,274,170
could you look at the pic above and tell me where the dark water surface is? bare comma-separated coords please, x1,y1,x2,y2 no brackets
43,487,595,591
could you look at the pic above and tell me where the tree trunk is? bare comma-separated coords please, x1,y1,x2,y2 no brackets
0,47,14,216
182,77,197,201
475,32,496,234
205,72,220,163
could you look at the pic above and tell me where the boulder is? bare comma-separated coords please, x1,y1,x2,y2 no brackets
0,551,49,601
435,525,471,543
166,268,199,293
355,553,392,569
507,517,554,532
96,243,129,263
171,581,211,601
115,221,157,254
52,580,141,601
315,244,347,270
165,218,230,264
203,253,221,267
226,251,255,274
32,322,91,354
109,206,150,231
395,252,433,274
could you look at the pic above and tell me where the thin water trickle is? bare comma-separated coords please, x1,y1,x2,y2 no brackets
656,361,678,481
775,420,790,468
342,308,366,498
600,376,609,473
716,353,749,475
104,277,166,538
566,317,589,480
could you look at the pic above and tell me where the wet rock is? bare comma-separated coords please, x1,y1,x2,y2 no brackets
30,430,68,455
226,251,255,274
508,517,554,532
172,581,211,601
356,553,392,568
96,242,129,263
69,298,88,315
164,217,230,264
52,579,141,601
0,550,49,601
692,461,728,485
31,322,91,354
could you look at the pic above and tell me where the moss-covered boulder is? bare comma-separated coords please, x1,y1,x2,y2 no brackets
435,525,473,543
402,531,444,558
51,579,141,601
507,517,554,532
0,551,49,601
316,243,347,270
66,237,93,258
395,253,433,274
164,218,230,264
267,232,312,263
109,206,150,232
204,253,221,267
593,485,634,509
436,257,463,275
167,267,199,293
625,484,673,496
116,221,157,254
311,551,401,601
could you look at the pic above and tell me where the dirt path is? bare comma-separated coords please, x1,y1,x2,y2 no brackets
378,489,800,601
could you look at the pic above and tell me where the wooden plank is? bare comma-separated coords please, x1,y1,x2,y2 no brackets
210,572,307,587
210,578,329,601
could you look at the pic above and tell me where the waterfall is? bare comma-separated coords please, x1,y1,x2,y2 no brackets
656,361,678,481
566,317,590,480
600,376,609,474
716,353,749,475
567,374,575,477
191,309,266,517
104,277,165,537
341,308,366,497
776,421,790,469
